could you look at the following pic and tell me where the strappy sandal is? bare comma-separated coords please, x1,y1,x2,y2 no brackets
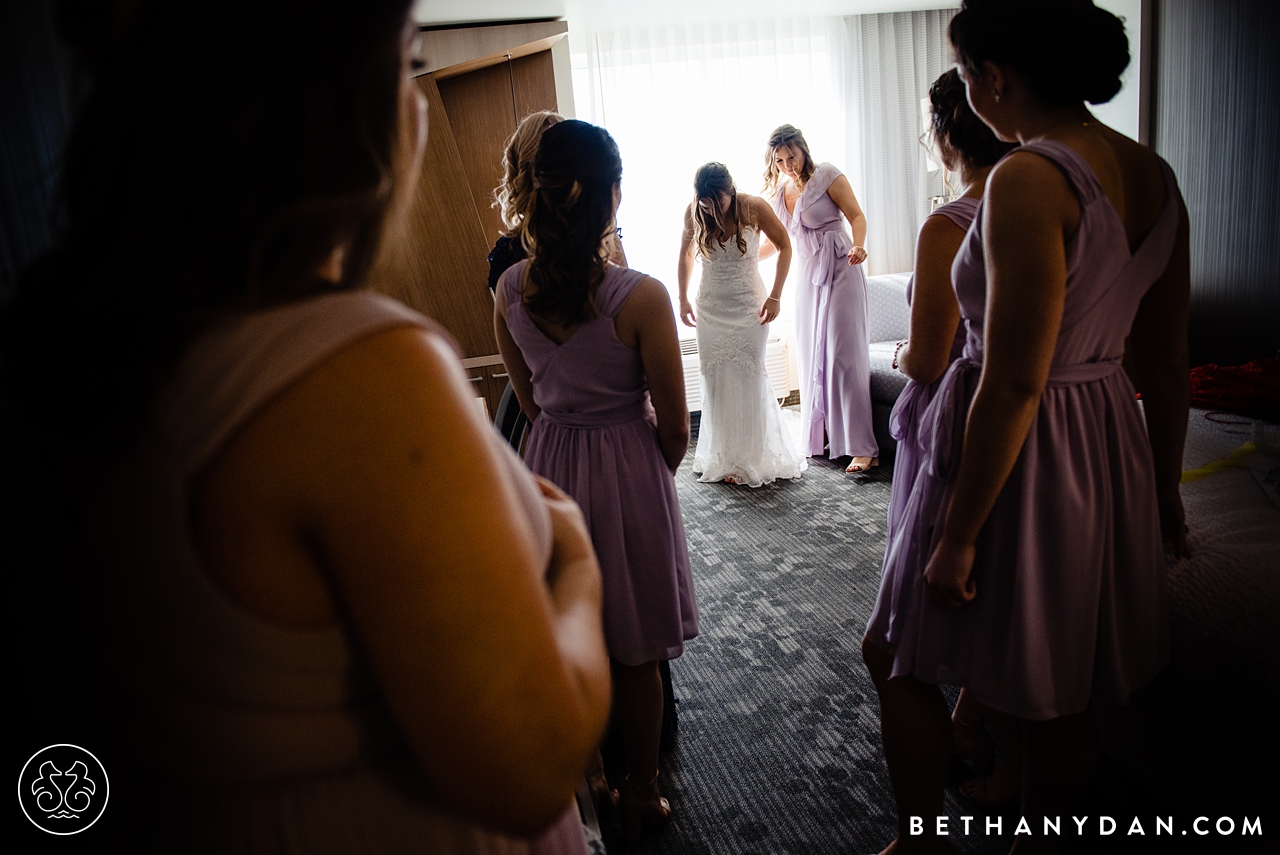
959,748,1022,808
620,770,672,844
845,456,878,474
585,753,618,814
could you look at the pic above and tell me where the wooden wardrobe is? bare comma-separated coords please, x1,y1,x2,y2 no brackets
373,21,568,418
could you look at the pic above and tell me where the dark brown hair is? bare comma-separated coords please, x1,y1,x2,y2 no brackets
2,0,416,496
928,68,1018,169
950,0,1129,107
691,163,757,258
523,120,622,326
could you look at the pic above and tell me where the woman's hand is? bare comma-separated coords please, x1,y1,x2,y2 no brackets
925,536,977,610
679,299,697,327
1157,486,1191,560
758,296,781,324
847,245,868,265
535,476,604,611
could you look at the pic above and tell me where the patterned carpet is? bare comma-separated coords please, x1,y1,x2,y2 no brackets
596,412,1009,855
589,410,1278,855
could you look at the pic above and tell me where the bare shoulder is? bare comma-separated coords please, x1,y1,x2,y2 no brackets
621,274,674,314
920,212,967,243
987,150,1077,212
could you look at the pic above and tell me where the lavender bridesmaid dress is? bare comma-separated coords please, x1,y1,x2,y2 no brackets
773,163,879,460
867,141,1180,720
501,261,699,666
883,197,978,548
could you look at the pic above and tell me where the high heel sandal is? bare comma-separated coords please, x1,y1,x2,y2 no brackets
845,456,878,474
586,753,618,814
620,771,672,844
951,710,995,774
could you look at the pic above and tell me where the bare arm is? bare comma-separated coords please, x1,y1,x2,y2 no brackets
677,206,698,327
212,327,610,836
616,276,690,471
1126,194,1191,557
751,195,792,325
494,278,541,420
826,173,869,265
926,154,1073,608
898,215,965,385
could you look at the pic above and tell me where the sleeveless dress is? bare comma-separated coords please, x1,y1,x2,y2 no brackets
92,290,586,854
866,141,1180,720
884,198,979,546
692,224,807,487
773,163,879,460
501,261,699,666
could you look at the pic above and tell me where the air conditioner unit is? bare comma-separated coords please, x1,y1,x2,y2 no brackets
680,337,792,413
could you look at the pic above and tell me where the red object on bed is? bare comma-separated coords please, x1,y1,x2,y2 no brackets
1189,359,1280,420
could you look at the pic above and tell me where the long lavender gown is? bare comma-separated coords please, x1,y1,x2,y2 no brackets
501,261,699,667
884,197,978,547
867,141,1179,720
773,163,879,459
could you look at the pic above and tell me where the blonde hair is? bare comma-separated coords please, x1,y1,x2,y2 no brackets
762,124,816,200
493,110,564,242
690,162,756,258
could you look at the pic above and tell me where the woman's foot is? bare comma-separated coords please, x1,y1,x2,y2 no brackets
620,771,672,844
875,837,959,855
846,456,877,473
959,751,1022,807
586,753,618,814
724,474,739,485
951,712,995,772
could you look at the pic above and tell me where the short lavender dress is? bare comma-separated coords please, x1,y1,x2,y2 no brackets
884,197,978,548
501,261,699,666
867,141,1180,720
774,163,879,460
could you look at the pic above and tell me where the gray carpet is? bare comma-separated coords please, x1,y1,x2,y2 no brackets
591,410,1277,855
605,415,1008,855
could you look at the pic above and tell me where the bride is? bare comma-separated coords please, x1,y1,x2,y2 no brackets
678,162,807,487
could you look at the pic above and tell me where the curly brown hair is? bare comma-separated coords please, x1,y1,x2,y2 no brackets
762,124,816,199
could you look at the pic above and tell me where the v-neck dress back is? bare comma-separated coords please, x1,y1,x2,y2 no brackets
867,141,1181,720
502,261,699,666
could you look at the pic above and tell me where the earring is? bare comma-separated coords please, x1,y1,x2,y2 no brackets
993,89,1001,103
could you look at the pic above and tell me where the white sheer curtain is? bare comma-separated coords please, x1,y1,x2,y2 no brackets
574,19,845,342
572,10,955,321
841,10,956,275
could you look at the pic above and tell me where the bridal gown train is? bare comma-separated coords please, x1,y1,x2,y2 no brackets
692,225,806,487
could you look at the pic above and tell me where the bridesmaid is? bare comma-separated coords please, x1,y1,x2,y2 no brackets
862,0,1190,852
877,68,1019,808
764,124,878,473
494,121,698,844
489,111,626,293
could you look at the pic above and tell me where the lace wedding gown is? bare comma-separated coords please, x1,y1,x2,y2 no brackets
692,225,807,487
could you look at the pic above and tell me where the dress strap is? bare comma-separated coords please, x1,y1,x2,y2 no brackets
593,265,650,319
154,290,434,476
1014,140,1103,207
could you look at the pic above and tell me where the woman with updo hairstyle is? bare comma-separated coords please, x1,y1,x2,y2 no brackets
3,2,611,851
488,111,627,293
764,123,879,473
677,161,805,487
871,67,1021,809
488,110,564,291
494,120,699,844
862,1,1190,852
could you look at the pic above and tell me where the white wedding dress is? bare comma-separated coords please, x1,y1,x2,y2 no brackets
692,224,807,487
